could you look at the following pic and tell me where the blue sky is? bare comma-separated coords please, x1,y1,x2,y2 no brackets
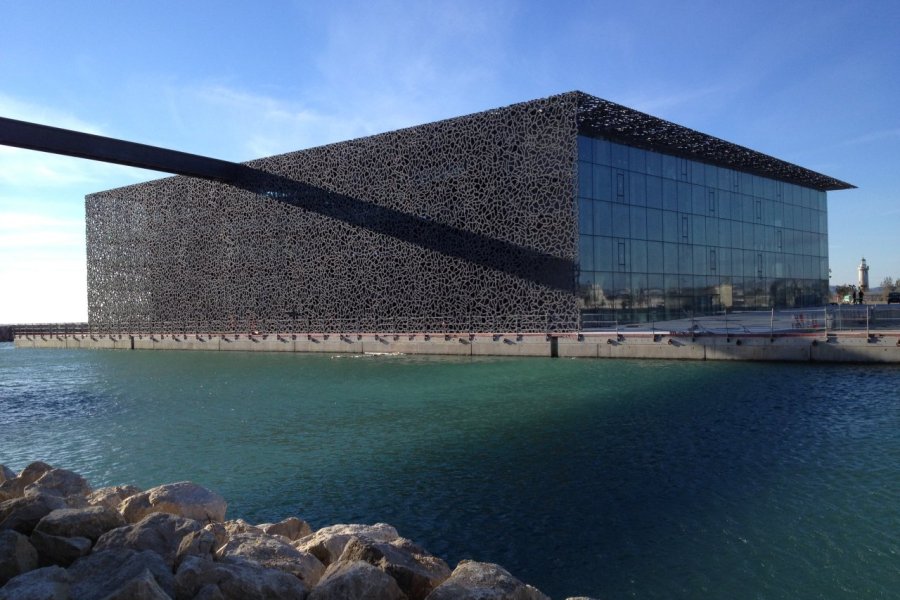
1,0,897,322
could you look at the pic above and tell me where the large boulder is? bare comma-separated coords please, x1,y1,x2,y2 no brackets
338,536,450,600
0,530,38,586
203,522,228,549
295,523,399,566
0,565,71,600
17,463,53,487
0,462,52,502
216,532,325,586
174,528,218,567
94,567,174,600
34,505,126,541
29,530,91,567
424,560,549,600
0,465,15,485
0,492,66,534
94,512,203,567
174,554,307,600
24,468,91,504
192,585,225,600
87,485,142,510
67,549,174,600
223,518,263,537
260,517,312,542
120,482,226,524
309,559,406,600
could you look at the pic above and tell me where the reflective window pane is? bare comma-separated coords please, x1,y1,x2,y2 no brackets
662,155,678,180
577,136,593,162
593,138,611,165
631,239,648,273
663,210,679,243
578,198,593,234
662,180,678,211
647,241,664,273
611,143,628,168
663,243,678,274
593,165,612,201
630,206,647,239
678,182,692,213
612,203,630,234
628,147,646,172
593,200,612,236
629,172,646,206
646,150,662,177
646,208,663,241
646,175,662,209
595,236,614,271
578,161,592,197
579,235,594,271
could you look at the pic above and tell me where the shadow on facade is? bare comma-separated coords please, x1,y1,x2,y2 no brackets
231,168,576,294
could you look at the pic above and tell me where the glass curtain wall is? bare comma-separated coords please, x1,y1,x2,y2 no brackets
577,135,829,324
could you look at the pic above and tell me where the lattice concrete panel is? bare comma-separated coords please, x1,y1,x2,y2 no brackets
86,94,580,333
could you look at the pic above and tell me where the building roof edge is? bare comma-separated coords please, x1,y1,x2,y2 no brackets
572,91,854,192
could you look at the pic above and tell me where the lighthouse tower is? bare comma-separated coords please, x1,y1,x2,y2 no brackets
858,257,870,291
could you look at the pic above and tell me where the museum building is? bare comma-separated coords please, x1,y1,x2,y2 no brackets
85,91,853,333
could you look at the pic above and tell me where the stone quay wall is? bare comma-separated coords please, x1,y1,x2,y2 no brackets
14,331,900,363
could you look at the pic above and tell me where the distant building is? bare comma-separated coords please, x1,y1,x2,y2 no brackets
85,92,853,333
858,257,870,290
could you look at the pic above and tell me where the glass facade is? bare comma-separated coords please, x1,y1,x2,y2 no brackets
577,135,829,323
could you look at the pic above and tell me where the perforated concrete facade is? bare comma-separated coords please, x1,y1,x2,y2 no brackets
86,94,581,333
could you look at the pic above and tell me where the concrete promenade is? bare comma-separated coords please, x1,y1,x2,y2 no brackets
14,329,900,363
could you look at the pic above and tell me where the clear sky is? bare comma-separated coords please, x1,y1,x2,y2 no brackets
1,0,897,323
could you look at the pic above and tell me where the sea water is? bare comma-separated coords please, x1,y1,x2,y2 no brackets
1,342,898,599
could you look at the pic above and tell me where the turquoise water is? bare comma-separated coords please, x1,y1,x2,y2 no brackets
1,342,898,598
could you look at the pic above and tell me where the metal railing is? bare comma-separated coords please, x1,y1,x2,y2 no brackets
6,323,90,338
579,305,900,336
8,305,900,340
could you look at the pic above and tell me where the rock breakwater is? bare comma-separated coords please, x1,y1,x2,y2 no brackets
0,462,592,599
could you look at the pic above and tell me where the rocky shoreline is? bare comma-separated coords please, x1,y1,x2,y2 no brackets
0,462,593,599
